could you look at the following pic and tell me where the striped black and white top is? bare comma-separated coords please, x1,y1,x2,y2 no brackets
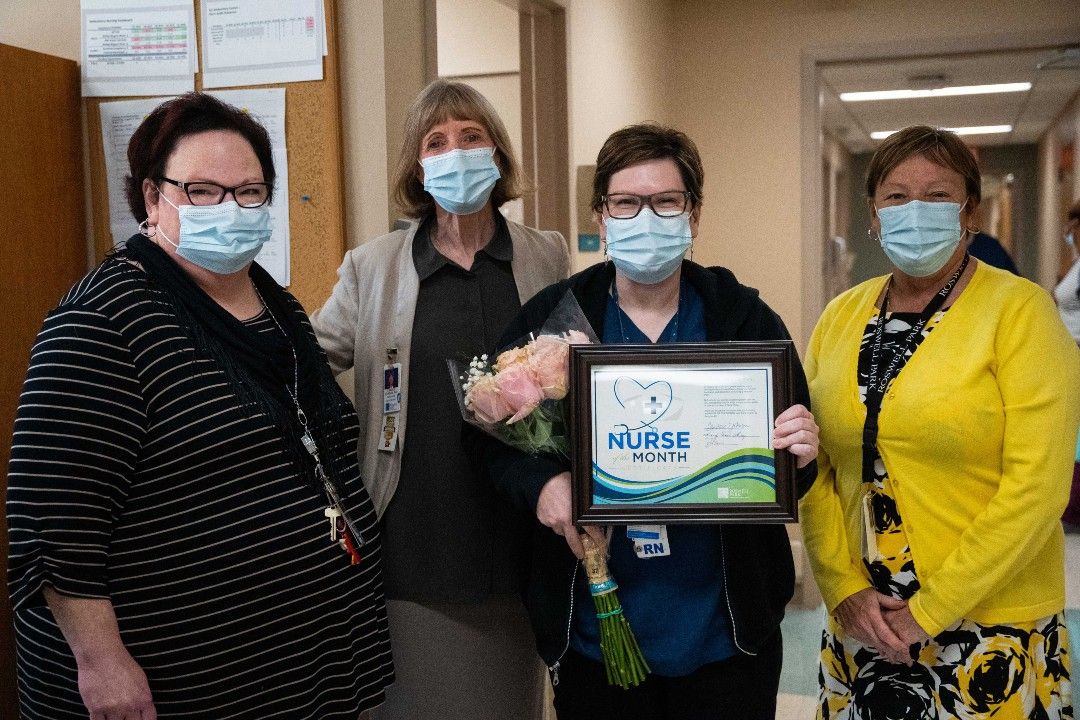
7,257,394,718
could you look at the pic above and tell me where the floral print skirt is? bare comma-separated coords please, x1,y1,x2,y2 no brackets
817,477,1073,719
819,612,1073,719
820,310,1074,718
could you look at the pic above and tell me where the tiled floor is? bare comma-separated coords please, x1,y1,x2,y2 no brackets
1066,528,1080,608
775,530,1080,720
777,694,819,719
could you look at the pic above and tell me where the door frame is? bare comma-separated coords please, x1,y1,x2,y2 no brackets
799,28,1080,335
518,0,570,242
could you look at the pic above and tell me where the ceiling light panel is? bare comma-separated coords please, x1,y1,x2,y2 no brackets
841,83,1031,102
870,125,1013,140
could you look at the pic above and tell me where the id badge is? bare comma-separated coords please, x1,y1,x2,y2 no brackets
861,491,882,562
383,362,402,414
628,524,670,558
378,413,399,452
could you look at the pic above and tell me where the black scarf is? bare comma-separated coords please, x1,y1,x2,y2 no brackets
123,233,349,492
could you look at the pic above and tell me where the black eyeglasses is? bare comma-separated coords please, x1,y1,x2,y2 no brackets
159,177,272,208
602,191,693,219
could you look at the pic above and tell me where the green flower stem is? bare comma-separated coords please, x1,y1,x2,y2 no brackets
592,589,649,689
501,402,569,458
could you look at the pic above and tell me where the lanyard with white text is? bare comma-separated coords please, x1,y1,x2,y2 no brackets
860,254,969,484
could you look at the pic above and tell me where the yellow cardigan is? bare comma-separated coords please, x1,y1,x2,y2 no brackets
800,261,1080,637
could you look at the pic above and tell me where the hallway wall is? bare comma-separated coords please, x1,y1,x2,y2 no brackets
4,0,1078,341
564,0,674,270
0,3,79,61
668,0,1079,343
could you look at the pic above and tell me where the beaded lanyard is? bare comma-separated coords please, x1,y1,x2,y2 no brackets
254,288,364,563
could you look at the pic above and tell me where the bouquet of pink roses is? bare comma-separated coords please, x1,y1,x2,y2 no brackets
449,291,596,458
449,291,650,689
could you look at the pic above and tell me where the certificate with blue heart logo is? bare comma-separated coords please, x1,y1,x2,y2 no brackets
570,343,797,524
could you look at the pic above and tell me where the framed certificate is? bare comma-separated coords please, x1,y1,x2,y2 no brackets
569,342,798,524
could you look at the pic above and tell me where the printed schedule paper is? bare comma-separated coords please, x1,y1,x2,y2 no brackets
200,0,325,89
81,0,196,97
211,88,291,286
99,97,176,245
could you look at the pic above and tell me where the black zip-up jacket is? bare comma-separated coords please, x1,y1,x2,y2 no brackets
479,259,817,677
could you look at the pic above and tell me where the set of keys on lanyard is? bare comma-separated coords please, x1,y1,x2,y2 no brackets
301,427,364,564
256,284,365,565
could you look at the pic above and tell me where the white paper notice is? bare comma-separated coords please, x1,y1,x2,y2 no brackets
210,89,290,286
98,89,290,286
201,0,324,89
590,363,777,505
81,0,196,97
100,97,176,245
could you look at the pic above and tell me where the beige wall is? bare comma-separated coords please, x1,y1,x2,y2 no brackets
436,0,524,224
7,0,1079,338
669,0,1079,344
0,3,80,61
1039,92,1080,288
565,0,674,270
378,0,434,230
338,0,392,250
437,0,518,76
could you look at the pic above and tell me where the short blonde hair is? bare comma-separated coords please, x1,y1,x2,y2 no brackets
391,79,529,218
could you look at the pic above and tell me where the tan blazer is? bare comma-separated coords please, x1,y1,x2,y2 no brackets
310,218,569,516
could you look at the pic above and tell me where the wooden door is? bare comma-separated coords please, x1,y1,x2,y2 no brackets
519,0,570,244
0,43,87,714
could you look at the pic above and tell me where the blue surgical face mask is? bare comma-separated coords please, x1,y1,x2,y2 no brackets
604,209,692,284
158,194,273,275
1066,231,1076,249
876,200,966,277
421,147,501,215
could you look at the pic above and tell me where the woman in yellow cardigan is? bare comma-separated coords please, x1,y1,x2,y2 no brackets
801,126,1079,719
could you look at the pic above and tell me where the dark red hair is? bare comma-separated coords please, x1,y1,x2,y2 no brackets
125,92,275,222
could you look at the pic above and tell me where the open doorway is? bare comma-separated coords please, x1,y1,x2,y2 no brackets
435,0,570,241
801,38,1080,322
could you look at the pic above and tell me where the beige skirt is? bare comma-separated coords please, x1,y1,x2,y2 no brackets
374,595,549,720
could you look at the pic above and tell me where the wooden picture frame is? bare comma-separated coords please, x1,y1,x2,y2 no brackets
570,342,798,524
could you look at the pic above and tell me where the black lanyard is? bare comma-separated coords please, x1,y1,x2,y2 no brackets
861,254,970,483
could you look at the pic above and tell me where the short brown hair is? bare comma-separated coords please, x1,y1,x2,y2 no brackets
125,92,275,222
391,79,528,218
591,124,704,212
865,125,980,203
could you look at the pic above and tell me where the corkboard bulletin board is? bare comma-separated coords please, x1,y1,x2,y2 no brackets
83,0,345,312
